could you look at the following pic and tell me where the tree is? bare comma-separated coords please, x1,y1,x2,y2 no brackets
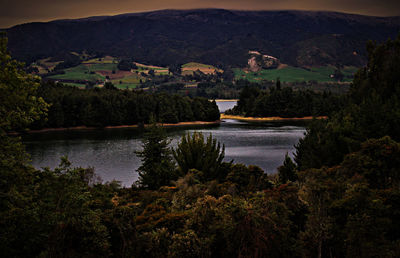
276,77,281,90
168,64,182,75
0,33,48,132
299,168,334,258
117,59,135,71
136,120,177,189
277,153,297,184
295,35,400,171
221,67,235,82
0,33,48,193
173,132,226,182
104,81,117,90
0,34,50,256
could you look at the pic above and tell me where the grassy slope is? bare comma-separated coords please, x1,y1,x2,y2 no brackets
182,62,217,69
181,62,222,75
234,66,358,83
83,56,116,64
48,65,105,81
48,60,137,88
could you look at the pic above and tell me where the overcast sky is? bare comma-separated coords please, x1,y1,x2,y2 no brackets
1,0,400,28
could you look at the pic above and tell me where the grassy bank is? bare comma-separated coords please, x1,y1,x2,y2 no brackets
221,114,327,122
14,120,221,134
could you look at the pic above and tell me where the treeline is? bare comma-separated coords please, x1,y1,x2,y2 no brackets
31,82,220,129
151,77,349,100
227,84,345,117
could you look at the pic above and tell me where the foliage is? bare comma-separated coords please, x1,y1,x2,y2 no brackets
230,85,345,118
0,34,48,132
293,35,400,257
117,59,137,71
295,35,400,171
136,121,177,189
53,53,82,70
173,132,227,182
30,82,220,129
278,153,297,184
298,136,400,257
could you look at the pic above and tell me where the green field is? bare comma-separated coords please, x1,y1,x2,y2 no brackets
113,83,140,89
111,73,141,88
86,63,118,71
234,66,358,83
62,82,87,88
48,65,105,81
83,56,117,64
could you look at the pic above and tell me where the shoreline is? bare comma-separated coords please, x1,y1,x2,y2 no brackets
221,114,328,122
11,120,221,135
213,99,239,102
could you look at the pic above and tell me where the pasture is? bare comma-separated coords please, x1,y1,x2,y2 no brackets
234,66,358,83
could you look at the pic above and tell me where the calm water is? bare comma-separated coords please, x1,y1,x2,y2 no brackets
215,100,237,113
22,101,306,186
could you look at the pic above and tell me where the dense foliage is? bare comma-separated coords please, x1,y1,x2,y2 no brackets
30,81,220,129
290,35,400,257
295,36,400,170
173,132,227,182
228,84,345,117
0,35,48,132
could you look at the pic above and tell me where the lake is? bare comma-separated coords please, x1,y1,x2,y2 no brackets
23,101,306,186
214,100,238,113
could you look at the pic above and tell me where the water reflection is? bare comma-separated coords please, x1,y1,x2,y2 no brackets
23,120,305,187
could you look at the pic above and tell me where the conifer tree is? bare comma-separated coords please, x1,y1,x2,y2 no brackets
136,118,177,189
277,153,297,184
173,132,225,182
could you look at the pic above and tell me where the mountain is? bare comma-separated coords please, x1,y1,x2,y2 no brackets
4,9,400,67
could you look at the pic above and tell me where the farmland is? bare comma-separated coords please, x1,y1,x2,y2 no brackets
46,58,173,89
43,59,225,89
181,62,222,75
234,65,358,83
39,54,357,90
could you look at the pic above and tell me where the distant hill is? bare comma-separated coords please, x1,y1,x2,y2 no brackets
4,9,400,67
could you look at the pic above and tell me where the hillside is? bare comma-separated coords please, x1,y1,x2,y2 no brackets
4,9,400,67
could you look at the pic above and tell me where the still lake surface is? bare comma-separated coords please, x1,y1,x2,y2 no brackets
23,101,306,186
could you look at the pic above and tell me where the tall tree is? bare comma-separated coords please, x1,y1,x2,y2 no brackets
277,153,297,184
136,119,177,189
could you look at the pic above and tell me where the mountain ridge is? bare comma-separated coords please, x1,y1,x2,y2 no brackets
4,9,400,67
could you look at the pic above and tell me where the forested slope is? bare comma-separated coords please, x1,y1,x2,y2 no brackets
5,9,400,67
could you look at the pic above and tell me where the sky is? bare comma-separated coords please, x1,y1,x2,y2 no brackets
1,0,400,28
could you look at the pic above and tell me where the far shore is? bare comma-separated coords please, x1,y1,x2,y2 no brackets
213,99,239,102
10,120,221,135
221,114,328,122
